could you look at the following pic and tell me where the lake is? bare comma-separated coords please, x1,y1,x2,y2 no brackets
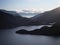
0,25,60,45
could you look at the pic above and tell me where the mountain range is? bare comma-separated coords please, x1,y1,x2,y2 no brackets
31,7,60,24
0,9,32,29
0,7,60,29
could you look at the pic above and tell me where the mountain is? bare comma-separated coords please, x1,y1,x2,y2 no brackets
0,9,31,29
0,9,21,16
0,7,60,29
31,7,60,25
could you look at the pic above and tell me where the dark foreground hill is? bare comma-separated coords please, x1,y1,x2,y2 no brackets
16,22,60,36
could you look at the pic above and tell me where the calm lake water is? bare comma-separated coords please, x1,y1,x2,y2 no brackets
0,25,60,45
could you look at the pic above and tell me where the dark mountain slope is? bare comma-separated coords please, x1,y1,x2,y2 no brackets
0,10,31,29
31,7,60,24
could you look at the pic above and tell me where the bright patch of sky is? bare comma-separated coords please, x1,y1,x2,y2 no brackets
0,0,60,12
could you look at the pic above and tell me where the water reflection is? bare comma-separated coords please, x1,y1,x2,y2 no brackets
0,25,60,45
52,37,60,45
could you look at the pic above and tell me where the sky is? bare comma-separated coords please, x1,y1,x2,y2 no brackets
0,0,60,12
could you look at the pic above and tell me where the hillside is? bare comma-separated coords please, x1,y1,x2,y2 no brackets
31,7,60,24
0,10,31,29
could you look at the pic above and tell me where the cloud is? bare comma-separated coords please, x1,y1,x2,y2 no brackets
22,9,32,12
15,8,45,13
21,9,41,13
